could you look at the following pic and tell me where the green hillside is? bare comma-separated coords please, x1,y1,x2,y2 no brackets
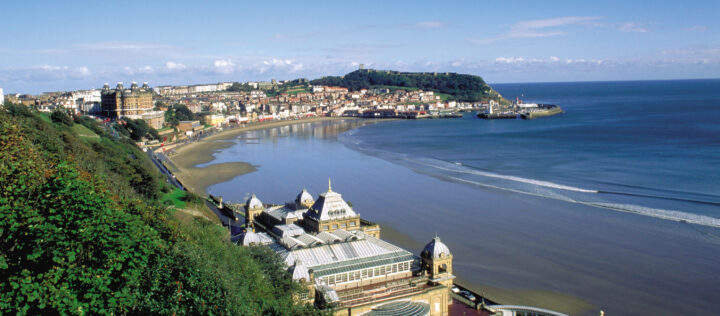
0,104,321,315
310,69,509,103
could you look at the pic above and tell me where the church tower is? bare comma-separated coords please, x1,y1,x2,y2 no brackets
421,235,455,303
245,194,264,230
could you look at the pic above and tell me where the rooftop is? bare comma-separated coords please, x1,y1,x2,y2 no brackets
267,230,417,278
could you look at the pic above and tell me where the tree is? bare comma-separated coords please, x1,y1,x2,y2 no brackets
154,100,167,110
164,104,195,127
51,109,73,126
123,117,150,141
0,108,324,315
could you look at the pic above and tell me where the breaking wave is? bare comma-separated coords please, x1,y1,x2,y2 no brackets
340,133,720,228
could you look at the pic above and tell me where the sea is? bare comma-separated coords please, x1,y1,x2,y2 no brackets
206,79,720,315
341,79,720,227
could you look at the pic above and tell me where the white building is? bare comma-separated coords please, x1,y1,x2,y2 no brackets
0,88,4,105
72,89,101,104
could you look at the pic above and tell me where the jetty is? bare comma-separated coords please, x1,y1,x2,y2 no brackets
348,109,464,119
478,97,563,120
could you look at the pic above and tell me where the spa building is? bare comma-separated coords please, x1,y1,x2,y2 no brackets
236,181,455,316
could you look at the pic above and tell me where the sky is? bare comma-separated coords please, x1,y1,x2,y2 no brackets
1,0,719,93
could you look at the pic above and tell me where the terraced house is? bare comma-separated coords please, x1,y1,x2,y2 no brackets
237,181,455,316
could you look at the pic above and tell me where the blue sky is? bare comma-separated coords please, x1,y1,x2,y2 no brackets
1,0,719,93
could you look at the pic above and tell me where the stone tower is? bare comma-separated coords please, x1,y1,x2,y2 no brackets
245,194,264,229
421,235,455,302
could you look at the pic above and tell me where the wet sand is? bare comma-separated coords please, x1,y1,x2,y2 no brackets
377,207,593,315
170,119,720,316
169,117,349,193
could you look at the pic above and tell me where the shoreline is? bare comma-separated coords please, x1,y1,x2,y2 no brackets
168,117,354,194
167,117,594,314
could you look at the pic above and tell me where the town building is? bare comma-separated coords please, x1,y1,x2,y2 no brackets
141,111,166,129
176,120,202,134
101,82,153,119
237,181,454,315
208,114,226,127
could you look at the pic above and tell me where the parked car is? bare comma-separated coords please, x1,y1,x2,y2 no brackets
459,290,476,301
451,286,460,293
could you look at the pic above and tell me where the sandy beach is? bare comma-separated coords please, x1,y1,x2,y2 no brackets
168,117,352,194
168,118,720,316
168,118,598,314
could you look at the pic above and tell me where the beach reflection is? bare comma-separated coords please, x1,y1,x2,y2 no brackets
204,119,720,316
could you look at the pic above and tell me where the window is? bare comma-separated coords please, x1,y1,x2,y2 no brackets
340,223,346,228
332,224,338,229
349,273,355,281
380,266,385,275
349,221,356,227
362,269,368,278
322,225,329,231
392,264,398,273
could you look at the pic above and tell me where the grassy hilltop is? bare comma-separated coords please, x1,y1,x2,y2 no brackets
311,69,510,104
0,104,321,315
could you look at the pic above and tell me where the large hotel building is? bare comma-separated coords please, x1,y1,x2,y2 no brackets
236,181,455,316
100,82,165,129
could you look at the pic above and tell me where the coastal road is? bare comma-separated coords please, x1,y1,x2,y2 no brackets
147,149,245,235
148,150,184,189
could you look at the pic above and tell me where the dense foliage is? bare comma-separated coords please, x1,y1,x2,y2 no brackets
115,117,158,142
227,82,256,92
0,104,321,315
164,104,206,127
311,69,507,102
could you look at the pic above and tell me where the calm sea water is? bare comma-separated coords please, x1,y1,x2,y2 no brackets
206,79,720,315
340,79,720,226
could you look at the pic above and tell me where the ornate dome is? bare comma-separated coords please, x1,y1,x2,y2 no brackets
246,194,263,210
290,259,310,282
239,231,261,246
421,235,451,259
295,189,314,207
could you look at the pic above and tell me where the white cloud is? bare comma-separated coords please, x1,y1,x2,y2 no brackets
76,66,90,77
413,21,445,29
495,57,526,64
619,22,648,33
138,66,154,74
512,16,602,30
213,59,236,74
659,46,720,63
550,56,560,62
471,16,602,44
165,61,186,70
